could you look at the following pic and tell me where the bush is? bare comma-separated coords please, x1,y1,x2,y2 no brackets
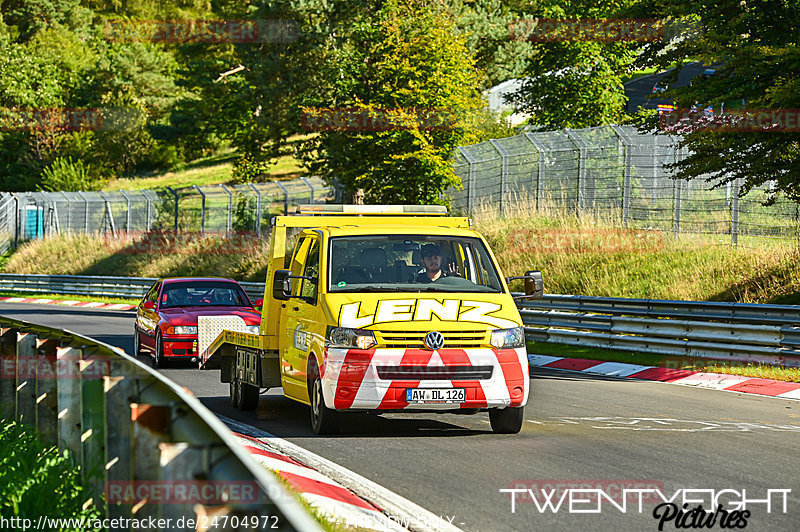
0,420,100,530
40,156,103,192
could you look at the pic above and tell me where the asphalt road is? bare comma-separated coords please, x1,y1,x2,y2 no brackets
2,303,798,531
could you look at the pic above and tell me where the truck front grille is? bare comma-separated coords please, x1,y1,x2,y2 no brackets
374,330,488,349
376,365,494,380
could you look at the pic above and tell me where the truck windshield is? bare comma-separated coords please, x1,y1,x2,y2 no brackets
328,235,504,293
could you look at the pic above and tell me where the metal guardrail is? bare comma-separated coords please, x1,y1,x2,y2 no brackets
0,315,321,531
3,275,800,367
0,273,265,303
520,294,800,367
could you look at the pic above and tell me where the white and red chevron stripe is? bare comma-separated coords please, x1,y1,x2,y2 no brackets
529,354,800,400
231,431,407,531
0,296,136,310
322,346,529,411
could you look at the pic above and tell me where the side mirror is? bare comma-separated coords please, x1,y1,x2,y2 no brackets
506,270,544,300
273,270,292,301
524,270,544,299
253,298,263,308
143,300,156,310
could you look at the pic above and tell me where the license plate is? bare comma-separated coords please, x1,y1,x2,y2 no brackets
406,388,465,404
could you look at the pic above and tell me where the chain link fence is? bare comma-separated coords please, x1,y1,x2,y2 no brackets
450,124,800,247
0,176,339,250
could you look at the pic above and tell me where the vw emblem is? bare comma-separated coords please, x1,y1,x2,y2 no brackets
424,331,444,350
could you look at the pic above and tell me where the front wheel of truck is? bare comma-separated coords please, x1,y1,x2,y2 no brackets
489,406,525,434
308,359,340,435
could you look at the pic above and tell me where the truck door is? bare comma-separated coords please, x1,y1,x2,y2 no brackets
279,235,322,402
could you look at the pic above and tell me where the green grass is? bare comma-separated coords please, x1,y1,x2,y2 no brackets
103,135,313,191
0,420,101,528
0,291,138,305
474,201,800,304
528,342,800,383
2,233,271,282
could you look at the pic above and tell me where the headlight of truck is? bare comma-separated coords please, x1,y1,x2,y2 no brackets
327,327,376,350
172,325,198,335
490,327,525,349
246,324,260,334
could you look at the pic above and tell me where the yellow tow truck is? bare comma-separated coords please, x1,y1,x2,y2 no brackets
200,205,543,434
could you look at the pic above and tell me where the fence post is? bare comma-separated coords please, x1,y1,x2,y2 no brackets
78,191,90,233
300,176,315,204
220,185,233,237
248,183,262,237
611,125,632,227
489,139,508,216
275,181,290,215
731,179,740,247
193,185,206,236
10,192,19,247
797,204,800,250
456,146,476,216
524,133,547,211
673,178,682,237
119,190,132,235
165,187,179,236
565,130,586,215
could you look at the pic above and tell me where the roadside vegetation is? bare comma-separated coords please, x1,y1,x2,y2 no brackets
0,420,100,529
528,342,800,383
5,206,800,304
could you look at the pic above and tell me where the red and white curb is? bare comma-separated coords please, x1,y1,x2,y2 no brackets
0,296,136,310
529,354,800,400
222,416,462,532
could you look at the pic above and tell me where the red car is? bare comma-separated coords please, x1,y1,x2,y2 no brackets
133,277,262,367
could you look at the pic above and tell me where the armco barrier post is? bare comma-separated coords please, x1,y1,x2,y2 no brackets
105,359,136,521
57,344,83,465
160,442,205,527
16,331,37,426
0,326,17,420
35,337,59,447
81,348,108,506
132,401,170,522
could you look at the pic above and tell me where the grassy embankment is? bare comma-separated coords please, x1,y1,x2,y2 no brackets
4,206,799,381
102,135,312,191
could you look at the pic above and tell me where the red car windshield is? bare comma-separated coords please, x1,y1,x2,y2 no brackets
160,281,251,309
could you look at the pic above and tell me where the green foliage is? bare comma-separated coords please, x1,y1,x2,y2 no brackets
511,0,639,129
40,156,101,191
636,0,800,200
296,0,484,204
0,420,100,529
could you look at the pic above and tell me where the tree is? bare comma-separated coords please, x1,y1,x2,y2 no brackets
636,0,800,200
297,0,484,204
509,0,641,129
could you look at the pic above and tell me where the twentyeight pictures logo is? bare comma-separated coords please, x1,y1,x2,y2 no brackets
501,481,791,530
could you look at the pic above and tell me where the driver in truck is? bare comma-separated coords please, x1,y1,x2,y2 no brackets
416,243,461,283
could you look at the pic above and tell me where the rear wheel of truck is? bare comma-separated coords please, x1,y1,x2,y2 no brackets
238,380,259,411
308,359,340,435
489,406,524,434
230,378,259,411
229,379,240,408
